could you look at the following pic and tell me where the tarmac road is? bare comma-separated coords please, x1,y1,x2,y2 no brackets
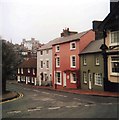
1,82,119,118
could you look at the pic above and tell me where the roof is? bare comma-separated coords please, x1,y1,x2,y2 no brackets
38,29,92,50
80,39,103,54
52,30,92,45
18,58,37,68
98,1,119,30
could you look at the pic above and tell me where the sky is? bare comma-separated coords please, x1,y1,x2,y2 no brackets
0,0,110,44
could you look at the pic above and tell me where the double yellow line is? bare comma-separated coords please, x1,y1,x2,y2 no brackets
0,92,24,104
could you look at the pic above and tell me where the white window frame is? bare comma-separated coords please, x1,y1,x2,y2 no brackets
70,42,76,50
33,69,35,75
40,60,43,69
55,71,62,85
95,56,100,66
83,55,87,66
70,72,77,83
17,76,20,82
21,68,23,74
32,77,34,83
56,56,60,68
70,55,76,68
40,50,43,55
83,72,87,84
94,73,102,86
110,56,119,76
28,68,30,73
56,45,60,52
18,68,20,74
46,59,49,69
110,30,119,46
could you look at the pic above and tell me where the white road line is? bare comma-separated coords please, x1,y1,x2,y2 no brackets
66,105,78,108
54,94,67,97
42,92,50,94
73,98,81,101
7,111,21,114
48,107,60,110
33,90,40,92
28,108,41,112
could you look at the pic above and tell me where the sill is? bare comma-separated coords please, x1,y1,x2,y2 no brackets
70,48,76,51
71,81,76,84
110,73,119,77
56,83,62,85
83,82,87,84
95,84,102,87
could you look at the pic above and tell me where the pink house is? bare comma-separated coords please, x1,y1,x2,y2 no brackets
52,28,95,89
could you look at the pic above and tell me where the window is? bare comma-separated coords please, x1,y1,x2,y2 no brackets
70,42,76,50
83,56,87,65
56,45,60,52
70,72,77,83
18,68,20,74
56,57,60,67
70,55,76,68
95,56,100,65
110,31,119,45
33,69,35,75
83,72,87,83
28,68,30,73
55,72,61,84
21,68,23,74
46,60,49,68
111,56,119,75
41,60,43,68
46,50,49,54
40,51,43,55
94,73,102,86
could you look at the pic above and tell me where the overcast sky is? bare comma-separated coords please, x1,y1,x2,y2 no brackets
0,0,110,44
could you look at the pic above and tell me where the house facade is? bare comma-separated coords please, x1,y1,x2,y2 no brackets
52,28,95,89
37,39,60,86
80,40,104,91
98,1,119,91
17,58,37,85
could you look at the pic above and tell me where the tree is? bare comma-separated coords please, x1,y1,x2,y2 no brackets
2,40,17,93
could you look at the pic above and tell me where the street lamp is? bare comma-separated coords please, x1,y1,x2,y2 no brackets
100,29,109,91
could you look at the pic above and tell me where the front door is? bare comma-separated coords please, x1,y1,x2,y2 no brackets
88,73,92,90
63,72,66,87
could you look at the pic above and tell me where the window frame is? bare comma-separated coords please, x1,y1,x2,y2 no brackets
94,73,102,86
70,55,76,68
55,71,62,85
83,55,87,66
70,42,76,50
56,45,60,52
83,72,87,84
70,72,77,83
56,56,60,68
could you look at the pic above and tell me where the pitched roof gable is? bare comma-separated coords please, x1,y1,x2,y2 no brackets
18,58,37,68
80,39,103,54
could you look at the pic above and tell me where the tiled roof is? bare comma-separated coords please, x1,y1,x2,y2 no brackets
18,58,37,68
38,29,92,50
52,30,92,45
80,39,103,54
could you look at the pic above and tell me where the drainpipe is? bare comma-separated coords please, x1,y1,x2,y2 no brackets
100,29,109,91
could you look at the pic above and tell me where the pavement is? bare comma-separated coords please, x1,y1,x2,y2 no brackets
1,80,119,103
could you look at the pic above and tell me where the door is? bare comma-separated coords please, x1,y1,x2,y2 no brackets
88,73,92,90
63,72,66,87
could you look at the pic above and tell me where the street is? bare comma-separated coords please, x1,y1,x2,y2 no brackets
1,82,119,118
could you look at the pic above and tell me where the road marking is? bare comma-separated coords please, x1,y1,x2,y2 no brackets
84,104,96,107
0,92,23,104
42,92,50,94
101,103,113,105
28,108,41,112
54,94,67,98
33,90,40,92
7,110,21,114
66,105,78,108
48,107,60,110
73,98,81,101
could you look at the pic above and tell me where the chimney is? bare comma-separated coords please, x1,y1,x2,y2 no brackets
110,0,119,12
60,28,78,37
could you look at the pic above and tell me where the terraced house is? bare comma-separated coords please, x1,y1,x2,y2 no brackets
52,28,95,89
98,1,119,91
17,58,37,85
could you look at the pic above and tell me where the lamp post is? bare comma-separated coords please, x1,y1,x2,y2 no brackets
54,53,57,89
100,29,109,91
